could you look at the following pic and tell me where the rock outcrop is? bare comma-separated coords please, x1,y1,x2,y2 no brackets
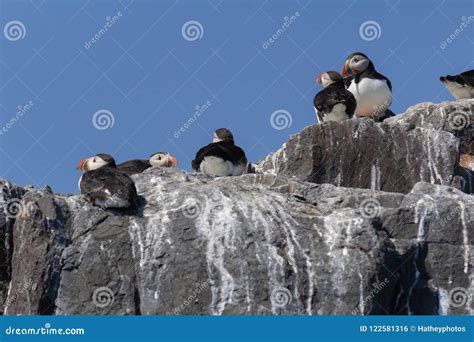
259,99,473,194
0,100,472,316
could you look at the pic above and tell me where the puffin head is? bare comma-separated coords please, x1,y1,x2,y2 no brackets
316,71,344,88
213,128,234,144
149,152,178,167
342,52,372,77
76,153,116,173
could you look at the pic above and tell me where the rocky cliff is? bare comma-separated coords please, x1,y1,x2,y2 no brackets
0,100,472,315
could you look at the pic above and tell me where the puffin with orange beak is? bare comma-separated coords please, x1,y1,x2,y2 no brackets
76,153,137,209
314,71,356,123
342,52,393,121
117,152,178,176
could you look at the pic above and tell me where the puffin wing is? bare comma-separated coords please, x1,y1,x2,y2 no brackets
373,70,392,91
314,86,357,119
117,159,150,176
458,70,474,86
80,167,137,203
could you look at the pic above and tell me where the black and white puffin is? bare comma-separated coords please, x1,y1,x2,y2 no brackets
314,71,356,123
117,152,178,176
192,128,248,176
440,70,474,99
342,52,393,120
76,153,137,209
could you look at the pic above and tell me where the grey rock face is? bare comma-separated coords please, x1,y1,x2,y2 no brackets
259,99,473,194
0,100,472,315
0,168,472,315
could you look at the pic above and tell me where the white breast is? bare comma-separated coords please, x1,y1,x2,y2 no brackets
444,80,474,99
200,156,244,176
348,78,392,117
324,103,348,122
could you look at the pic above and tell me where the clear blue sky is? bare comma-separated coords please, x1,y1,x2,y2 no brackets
0,0,472,194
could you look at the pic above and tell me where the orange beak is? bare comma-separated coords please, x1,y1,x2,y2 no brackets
316,73,323,84
169,156,178,167
342,63,348,77
76,159,87,172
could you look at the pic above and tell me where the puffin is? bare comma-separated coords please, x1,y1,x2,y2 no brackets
76,153,137,209
117,152,178,176
440,70,474,99
342,52,394,121
314,71,356,123
192,128,248,176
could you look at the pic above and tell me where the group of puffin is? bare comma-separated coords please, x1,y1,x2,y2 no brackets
314,52,474,123
76,128,248,209
76,51,474,209
314,52,394,122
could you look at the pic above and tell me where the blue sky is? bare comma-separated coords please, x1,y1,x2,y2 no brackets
0,0,473,194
